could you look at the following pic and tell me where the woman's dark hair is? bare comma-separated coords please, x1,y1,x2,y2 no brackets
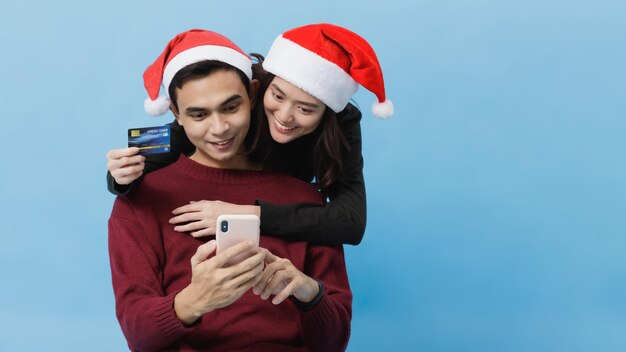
168,60,251,111
246,54,349,193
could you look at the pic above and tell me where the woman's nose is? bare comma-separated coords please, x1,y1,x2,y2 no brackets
275,104,294,122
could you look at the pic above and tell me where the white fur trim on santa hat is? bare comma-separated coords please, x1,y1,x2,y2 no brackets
372,99,394,119
144,96,171,116
263,35,358,113
162,45,252,93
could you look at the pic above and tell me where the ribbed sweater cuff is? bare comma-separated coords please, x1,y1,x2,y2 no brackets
153,291,194,341
299,291,335,328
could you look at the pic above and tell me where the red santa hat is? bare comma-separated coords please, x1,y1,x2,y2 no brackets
143,29,252,116
263,23,393,119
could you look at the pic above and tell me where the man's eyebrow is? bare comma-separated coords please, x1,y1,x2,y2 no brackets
184,95,243,114
221,94,243,106
185,106,207,113
270,83,321,109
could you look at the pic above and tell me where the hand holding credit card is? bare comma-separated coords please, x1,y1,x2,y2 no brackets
128,125,171,155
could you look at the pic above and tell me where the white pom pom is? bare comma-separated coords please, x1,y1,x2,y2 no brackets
372,99,394,119
144,96,171,116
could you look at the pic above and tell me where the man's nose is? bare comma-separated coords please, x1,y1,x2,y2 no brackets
209,115,229,136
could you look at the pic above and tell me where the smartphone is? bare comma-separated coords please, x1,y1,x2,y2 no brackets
216,214,260,265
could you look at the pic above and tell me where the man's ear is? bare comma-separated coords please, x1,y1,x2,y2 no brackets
249,79,261,106
170,102,182,126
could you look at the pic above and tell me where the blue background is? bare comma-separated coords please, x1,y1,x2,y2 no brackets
1,1,625,351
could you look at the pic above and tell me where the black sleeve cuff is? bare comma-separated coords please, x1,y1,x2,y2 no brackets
292,281,325,311
107,171,129,196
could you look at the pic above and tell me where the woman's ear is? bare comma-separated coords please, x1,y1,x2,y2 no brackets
249,79,261,106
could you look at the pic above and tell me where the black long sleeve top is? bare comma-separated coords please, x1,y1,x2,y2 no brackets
107,103,366,245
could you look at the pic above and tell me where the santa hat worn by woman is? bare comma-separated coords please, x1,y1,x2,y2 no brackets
143,29,252,116
262,23,394,119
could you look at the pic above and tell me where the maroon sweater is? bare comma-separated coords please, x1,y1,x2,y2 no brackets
108,155,352,352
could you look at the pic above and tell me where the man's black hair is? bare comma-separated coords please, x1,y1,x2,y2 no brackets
168,60,251,111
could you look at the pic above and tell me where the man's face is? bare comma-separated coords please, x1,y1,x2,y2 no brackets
173,70,252,169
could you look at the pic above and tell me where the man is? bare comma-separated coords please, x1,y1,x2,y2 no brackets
108,29,351,351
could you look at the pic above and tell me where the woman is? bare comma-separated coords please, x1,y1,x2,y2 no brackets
106,23,393,245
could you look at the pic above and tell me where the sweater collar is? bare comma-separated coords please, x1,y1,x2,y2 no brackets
175,154,279,184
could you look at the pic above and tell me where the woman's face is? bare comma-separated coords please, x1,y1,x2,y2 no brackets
263,76,326,144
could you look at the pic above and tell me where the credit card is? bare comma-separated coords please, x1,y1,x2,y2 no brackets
128,125,171,155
